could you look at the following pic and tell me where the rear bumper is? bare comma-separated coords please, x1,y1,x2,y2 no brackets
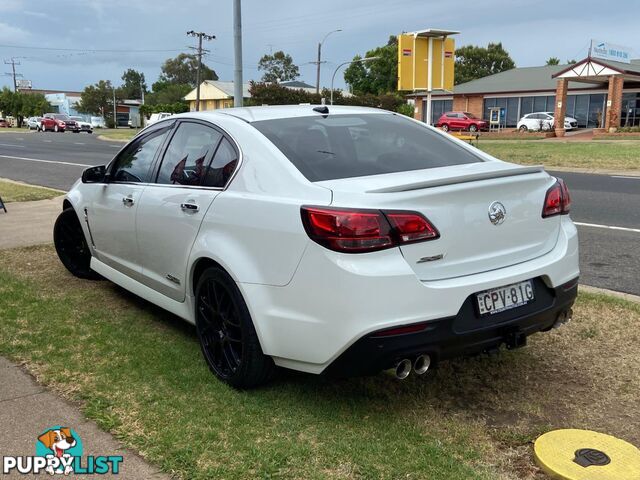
324,277,578,377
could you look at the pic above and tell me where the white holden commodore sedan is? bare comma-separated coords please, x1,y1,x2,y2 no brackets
55,105,579,388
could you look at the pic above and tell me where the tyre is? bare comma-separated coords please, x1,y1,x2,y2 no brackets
469,124,478,132
54,208,101,280
195,267,274,388
519,125,528,132
441,124,449,132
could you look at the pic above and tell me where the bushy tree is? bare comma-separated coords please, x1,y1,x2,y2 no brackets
158,53,218,88
146,81,192,106
343,36,398,95
454,42,515,84
546,57,560,65
0,88,50,126
119,69,147,100
258,51,300,83
76,80,122,121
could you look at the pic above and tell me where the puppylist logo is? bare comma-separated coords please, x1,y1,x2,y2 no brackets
2,426,123,475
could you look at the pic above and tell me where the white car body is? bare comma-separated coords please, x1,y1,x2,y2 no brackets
70,116,93,133
26,116,42,130
517,112,578,131
60,106,579,384
146,112,172,126
90,116,106,128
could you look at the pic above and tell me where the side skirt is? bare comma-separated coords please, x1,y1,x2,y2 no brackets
90,257,195,324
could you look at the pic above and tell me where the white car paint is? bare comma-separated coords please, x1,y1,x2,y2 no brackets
63,106,579,376
517,111,578,131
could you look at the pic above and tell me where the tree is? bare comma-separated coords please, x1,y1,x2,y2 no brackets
0,88,50,126
119,69,147,100
158,53,218,88
344,36,398,95
146,82,192,106
566,59,577,64
258,50,300,83
76,80,122,121
454,42,515,84
546,57,560,65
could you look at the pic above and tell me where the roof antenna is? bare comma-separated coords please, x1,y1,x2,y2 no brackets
313,105,329,114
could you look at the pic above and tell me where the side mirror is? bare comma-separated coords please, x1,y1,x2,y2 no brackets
81,165,107,183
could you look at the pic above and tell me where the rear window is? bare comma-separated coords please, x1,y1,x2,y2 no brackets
252,113,481,182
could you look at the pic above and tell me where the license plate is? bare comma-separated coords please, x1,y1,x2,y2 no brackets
476,280,535,316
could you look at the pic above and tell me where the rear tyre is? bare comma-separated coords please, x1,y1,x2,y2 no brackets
441,124,449,132
54,208,101,280
519,125,528,132
469,124,478,132
195,267,275,388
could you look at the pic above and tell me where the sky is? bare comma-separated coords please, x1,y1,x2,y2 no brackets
0,0,638,93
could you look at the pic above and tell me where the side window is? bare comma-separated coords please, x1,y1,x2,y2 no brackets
111,126,170,183
156,122,222,185
202,137,239,188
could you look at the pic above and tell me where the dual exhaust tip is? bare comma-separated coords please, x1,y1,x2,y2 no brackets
394,354,431,380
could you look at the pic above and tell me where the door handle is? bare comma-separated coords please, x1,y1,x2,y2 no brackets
122,196,134,207
180,202,199,213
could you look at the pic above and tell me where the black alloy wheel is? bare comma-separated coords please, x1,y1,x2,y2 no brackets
195,267,274,388
441,124,449,132
53,208,101,280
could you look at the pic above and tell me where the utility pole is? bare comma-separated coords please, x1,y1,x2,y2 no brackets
4,58,21,92
187,30,215,112
233,0,243,107
113,86,117,129
314,29,341,94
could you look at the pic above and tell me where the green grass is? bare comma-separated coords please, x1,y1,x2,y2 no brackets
1,246,639,479
0,179,63,202
478,141,640,171
97,128,137,142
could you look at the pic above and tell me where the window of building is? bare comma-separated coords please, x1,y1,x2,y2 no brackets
574,94,589,127
588,94,606,128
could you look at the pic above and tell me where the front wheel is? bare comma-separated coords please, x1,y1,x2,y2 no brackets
54,208,101,280
469,124,478,132
519,125,528,132
441,124,449,132
54,124,59,132
195,267,274,388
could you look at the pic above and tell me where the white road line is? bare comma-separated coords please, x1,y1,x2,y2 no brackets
0,154,90,167
575,222,640,234
0,143,25,148
74,142,86,145
611,175,640,180
42,140,52,143
109,145,121,148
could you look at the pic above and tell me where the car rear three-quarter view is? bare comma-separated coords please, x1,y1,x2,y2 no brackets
55,105,579,388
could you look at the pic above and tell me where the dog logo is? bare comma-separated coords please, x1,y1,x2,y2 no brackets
36,427,82,475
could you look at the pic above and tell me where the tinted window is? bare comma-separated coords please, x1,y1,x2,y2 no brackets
203,138,239,187
112,126,170,183
253,113,481,182
156,122,222,185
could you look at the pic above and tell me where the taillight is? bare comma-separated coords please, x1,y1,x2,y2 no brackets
542,178,571,218
300,206,439,253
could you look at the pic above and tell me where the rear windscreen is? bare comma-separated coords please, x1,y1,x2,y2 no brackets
252,113,481,182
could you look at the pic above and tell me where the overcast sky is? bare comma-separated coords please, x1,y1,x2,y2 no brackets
0,0,638,93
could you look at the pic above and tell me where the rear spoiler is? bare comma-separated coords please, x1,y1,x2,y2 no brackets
366,165,545,193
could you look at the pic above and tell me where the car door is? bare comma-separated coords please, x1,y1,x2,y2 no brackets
87,122,173,280
136,120,239,302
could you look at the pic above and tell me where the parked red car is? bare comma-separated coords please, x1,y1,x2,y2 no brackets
436,111,487,132
40,113,79,133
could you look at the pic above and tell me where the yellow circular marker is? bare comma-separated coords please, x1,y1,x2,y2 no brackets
534,429,640,480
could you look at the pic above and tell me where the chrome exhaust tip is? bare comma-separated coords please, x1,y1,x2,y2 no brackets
394,359,412,380
413,354,431,375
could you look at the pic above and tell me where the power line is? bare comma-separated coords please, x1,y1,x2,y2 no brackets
0,43,183,53
187,30,216,112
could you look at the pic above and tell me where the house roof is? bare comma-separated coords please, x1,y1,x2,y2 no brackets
412,56,640,97
279,80,315,89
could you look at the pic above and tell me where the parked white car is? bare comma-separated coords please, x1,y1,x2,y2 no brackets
55,106,579,388
147,112,172,126
517,112,578,131
90,116,106,129
26,116,42,130
70,116,94,134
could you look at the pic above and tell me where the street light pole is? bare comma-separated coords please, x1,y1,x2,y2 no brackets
330,56,379,105
233,0,243,107
315,29,341,94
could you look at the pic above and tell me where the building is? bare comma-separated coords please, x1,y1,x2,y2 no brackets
411,56,640,134
18,89,83,116
184,81,251,111
279,80,317,94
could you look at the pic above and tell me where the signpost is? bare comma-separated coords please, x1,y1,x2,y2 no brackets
590,40,632,64
397,28,458,125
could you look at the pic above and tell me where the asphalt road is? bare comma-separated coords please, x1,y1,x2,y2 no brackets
1,130,639,295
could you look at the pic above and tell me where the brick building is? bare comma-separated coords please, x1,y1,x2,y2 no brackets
410,56,640,135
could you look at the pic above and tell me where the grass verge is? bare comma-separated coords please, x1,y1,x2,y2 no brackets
478,141,640,171
97,128,137,142
1,246,639,479
0,179,63,202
